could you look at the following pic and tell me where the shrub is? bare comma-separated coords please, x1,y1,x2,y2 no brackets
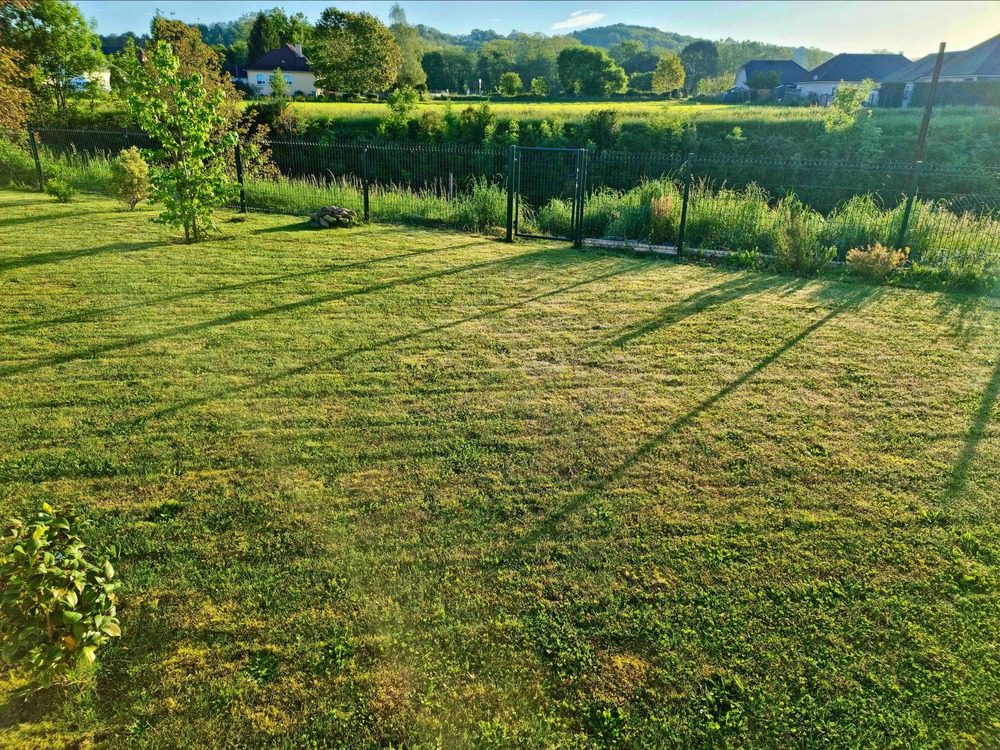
846,242,909,282
109,146,149,210
0,503,121,687
0,136,37,188
772,195,835,274
44,171,76,203
585,108,623,150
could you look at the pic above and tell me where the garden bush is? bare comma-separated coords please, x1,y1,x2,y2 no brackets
0,135,37,188
44,170,76,203
109,146,149,210
0,503,121,687
846,242,909,282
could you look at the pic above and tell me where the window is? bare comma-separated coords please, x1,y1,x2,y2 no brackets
256,74,266,85
284,75,292,84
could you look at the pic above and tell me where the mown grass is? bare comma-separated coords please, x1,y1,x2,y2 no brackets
1,191,999,748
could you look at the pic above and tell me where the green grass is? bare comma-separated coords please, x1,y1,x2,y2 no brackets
1,191,1000,748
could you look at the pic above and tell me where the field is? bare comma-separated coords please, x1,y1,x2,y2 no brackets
1,191,999,748
283,100,1000,164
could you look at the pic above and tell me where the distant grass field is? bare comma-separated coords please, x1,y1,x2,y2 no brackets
1,191,999,748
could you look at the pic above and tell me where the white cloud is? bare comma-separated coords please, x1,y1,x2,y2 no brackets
550,10,606,30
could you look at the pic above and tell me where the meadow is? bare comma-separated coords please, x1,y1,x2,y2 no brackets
1,191,999,748
283,100,1000,164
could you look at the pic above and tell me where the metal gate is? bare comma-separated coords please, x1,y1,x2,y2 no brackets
506,146,587,246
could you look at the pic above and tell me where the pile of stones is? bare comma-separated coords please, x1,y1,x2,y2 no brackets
309,205,357,228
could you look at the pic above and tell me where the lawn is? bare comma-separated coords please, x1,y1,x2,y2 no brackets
1,191,999,749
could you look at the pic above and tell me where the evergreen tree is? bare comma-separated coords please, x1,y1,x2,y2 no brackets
247,12,278,64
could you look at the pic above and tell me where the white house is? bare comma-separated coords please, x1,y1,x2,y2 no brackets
881,33,1000,107
246,43,320,96
789,53,911,105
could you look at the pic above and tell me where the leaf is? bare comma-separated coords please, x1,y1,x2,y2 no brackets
62,611,83,624
81,646,97,664
102,621,121,638
104,559,115,580
41,503,53,514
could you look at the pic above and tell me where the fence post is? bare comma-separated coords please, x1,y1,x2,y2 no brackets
26,121,44,191
362,140,370,222
505,144,516,242
895,160,922,250
676,152,695,257
120,127,129,150
234,140,247,213
574,148,588,248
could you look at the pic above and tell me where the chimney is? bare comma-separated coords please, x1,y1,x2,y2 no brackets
294,43,302,56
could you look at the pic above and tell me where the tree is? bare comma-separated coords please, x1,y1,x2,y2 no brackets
247,12,279,64
609,39,644,67
476,39,516,93
530,76,547,96
312,9,402,92
629,71,653,92
825,79,877,131
0,48,29,128
115,40,237,243
389,3,426,89
422,49,473,92
269,66,288,98
652,54,685,93
2,0,104,116
747,70,781,90
557,46,627,96
679,40,719,90
499,71,523,97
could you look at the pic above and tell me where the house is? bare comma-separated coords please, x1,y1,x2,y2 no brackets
246,43,320,96
881,33,1000,106
790,53,911,105
228,65,249,88
733,60,810,90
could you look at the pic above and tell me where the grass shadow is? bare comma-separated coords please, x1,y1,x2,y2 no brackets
0,240,161,273
512,283,878,552
943,352,1000,502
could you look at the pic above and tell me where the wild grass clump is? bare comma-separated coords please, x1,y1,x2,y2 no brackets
772,195,836,274
846,242,909,282
453,177,507,234
685,182,777,254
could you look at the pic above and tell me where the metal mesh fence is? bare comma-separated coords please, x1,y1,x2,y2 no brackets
4,127,999,277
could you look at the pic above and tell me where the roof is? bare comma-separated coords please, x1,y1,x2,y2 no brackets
248,44,311,73
739,60,811,85
801,53,911,83
881,34,1000,83
881,52,961,83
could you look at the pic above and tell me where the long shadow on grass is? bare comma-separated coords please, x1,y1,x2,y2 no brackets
0,242,484,335
943,351,1000,503
0,239,161,273
606,273,800,348
0,245,568,378
513,284,877,552
109,261,647,431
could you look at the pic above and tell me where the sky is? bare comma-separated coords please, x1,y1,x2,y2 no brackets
74,1,1000,59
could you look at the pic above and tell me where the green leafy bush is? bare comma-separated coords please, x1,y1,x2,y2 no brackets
109,146,150,210
0,503,121,687
44,171,76,203
0,136,37,188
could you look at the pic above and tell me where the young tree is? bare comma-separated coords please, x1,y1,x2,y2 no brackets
312,9,402,92
825,79,877,131
3,0,104,116
530,76,547,96
114,40,237,243
556,46,627,96
499,71,523,97
268,66,288,98
652,54,686,93
247,12,279,64
679,40,719,90
388,3,427,89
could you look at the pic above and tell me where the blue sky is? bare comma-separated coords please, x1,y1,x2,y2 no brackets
74,1,1000,58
